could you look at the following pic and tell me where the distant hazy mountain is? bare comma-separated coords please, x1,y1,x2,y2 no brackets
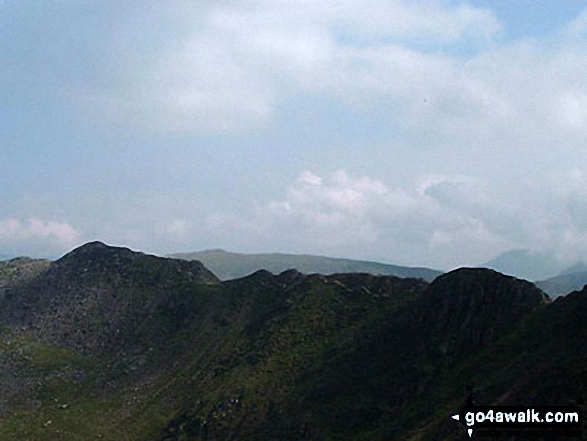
480,248,564,281
169,249,443,282
0,253,14,261
559,261,587,275
536,268,587,299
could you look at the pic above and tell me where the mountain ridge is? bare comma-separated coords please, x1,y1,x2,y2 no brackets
0,242,584,440
169,248,442,282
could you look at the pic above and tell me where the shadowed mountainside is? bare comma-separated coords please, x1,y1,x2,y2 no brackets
0,242,585,440
169,249,442,282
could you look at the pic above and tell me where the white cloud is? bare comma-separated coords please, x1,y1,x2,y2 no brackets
73,0,587,182
204,171,503,268
556,90,587,130
212,0,500,45
203,169,587,270
563,7,587,37
85,0,587,170
55,3,587,268
0,218,82,255
155,218,192,239
150,33,274,132
58,192,211,254
337,1,500,43
83,0,502,133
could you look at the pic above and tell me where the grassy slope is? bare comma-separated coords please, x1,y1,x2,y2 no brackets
0,260,430,440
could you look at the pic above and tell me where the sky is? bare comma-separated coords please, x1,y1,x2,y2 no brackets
1,0,587,271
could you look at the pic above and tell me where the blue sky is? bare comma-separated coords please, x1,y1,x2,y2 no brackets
1,1,587,270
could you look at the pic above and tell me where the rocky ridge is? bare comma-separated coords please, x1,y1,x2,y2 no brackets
0,242,584,440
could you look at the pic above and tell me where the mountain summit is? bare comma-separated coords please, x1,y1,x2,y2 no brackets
417,268,549,358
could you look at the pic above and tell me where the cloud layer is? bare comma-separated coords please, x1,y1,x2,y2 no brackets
3,2,587,270
84,0,587,155
203,169,587,270
0,218,82,257
85,0,503,132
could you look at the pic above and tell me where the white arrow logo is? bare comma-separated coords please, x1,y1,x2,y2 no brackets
450,413,473,438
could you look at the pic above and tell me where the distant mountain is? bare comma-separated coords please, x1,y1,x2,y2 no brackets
169,249,442,282
1,241,586,440
0,253,14,261
480,248,564,281
559,261,587,275
536,269,587,299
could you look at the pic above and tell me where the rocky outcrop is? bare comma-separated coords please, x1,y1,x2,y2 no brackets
417,267,550,357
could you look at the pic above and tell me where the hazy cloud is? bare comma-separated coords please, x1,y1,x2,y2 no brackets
83,0,501,133
204,171,499,268
78,0,587,178
0,218,82,256
564,8,587,37
3,2,587,269
204,169,587,269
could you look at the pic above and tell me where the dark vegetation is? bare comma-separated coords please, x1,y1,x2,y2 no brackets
0,242,585,440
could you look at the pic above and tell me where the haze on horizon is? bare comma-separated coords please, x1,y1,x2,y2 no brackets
2,1,587,271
